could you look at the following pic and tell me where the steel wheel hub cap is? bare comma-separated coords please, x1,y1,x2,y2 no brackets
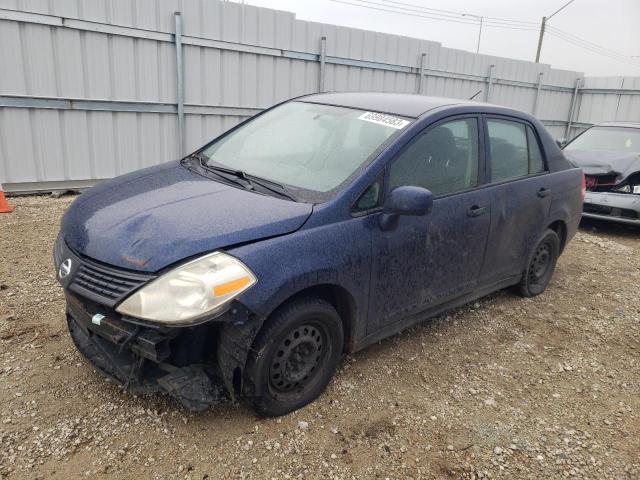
270,324,323,392
529,242,551,283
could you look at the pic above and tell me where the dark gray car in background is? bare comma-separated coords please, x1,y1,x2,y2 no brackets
563,121,640,226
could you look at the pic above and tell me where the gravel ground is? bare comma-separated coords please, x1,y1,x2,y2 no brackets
1,194,639,479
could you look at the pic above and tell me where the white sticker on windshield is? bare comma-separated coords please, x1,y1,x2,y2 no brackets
358,111,410,130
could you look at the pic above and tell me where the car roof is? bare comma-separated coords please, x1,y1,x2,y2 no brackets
594,121,640,129
299,92,505,118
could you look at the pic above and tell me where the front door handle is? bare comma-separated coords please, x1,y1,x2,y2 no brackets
537,187,551,198
467,205,487,217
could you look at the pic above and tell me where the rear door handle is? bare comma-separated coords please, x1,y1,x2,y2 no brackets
537,187,551,198
467,205,487,217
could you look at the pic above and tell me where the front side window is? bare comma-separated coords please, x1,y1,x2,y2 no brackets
488,119,547,182
201,102,406,198
389,118,479,196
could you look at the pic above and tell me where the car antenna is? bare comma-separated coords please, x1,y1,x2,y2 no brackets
468,89,483,100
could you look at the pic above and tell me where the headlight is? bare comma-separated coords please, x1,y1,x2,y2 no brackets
116,252,256,324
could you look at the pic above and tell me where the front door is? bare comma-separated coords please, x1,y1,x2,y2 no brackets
367,116,491,334
479,117,552,285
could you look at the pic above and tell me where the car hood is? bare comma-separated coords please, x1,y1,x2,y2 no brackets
564,149,640,179
61,161,313,272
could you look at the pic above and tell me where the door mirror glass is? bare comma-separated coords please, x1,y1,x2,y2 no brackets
384,186,434,216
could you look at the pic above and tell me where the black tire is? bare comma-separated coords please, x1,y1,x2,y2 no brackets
243,297,344,417
517,229,560,297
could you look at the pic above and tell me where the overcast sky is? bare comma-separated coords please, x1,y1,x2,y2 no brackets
241,0,640,77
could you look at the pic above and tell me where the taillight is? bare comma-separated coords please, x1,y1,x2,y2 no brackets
580,173,586,202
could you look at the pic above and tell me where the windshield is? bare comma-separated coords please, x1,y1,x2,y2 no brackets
565,126,640,154
201,102,407,197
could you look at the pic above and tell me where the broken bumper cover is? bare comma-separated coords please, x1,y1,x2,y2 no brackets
66,293,231,411
583,191,640,225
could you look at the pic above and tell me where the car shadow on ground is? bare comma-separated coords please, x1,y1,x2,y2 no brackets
579,217,639,241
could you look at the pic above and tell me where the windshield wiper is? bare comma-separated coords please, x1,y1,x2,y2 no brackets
189,154,296,201
184,153,248,189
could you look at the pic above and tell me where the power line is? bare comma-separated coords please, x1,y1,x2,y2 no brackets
328,0,485,26
328,0,538,30
376,0,538,26
546,25,637,60
545,27,640,68
328,0,640,69
546,27,640,64
329,0,479,25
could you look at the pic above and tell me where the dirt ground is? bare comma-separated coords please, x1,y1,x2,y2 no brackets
0,194,639,480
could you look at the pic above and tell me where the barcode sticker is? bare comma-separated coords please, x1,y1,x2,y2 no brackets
358,111,410,129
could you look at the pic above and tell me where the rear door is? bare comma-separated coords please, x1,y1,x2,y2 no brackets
479,116,552,286
367,115,492,334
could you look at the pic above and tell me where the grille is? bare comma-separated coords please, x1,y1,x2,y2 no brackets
584,203,612,215
583,204,639,220
59,244,154,307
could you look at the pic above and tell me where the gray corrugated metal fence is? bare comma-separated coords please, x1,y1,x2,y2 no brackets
0,0,638,192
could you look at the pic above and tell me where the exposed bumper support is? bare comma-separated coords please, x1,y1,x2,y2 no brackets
65,293,254,411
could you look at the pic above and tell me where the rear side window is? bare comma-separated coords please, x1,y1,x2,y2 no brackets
389,118,479,196
488,119,546,182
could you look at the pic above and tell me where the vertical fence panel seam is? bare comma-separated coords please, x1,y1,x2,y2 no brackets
174,11,184,157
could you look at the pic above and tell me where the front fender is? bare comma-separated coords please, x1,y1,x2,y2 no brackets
216,215,374,397
230,216,373,325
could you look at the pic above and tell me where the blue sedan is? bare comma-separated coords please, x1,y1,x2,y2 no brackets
54,93,584,416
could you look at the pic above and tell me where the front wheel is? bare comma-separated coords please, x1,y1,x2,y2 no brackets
243,297,344,417
517,229,560,297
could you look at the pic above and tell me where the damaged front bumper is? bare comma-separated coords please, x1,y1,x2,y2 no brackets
583,191,640,225
65,293,252,411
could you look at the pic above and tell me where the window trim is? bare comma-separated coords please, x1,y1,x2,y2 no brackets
482,114,549,187
350,173,386,217
382,114,485,202
526,124,546,175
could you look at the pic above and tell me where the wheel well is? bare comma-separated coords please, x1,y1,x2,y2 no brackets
548,220,568,253
275,284,357,353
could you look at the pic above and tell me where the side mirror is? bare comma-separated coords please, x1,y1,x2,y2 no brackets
555,138,567,148
380,186,433,230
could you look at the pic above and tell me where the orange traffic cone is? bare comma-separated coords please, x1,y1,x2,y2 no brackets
0,185,14,213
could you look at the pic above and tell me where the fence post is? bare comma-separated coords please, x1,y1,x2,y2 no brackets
565,77,581,139
417,53,427,94
174,12,185,157
485,64,495,102
533,72,543,117
319,36,327,93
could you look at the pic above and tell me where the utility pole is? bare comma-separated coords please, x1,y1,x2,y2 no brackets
534,0,575,63
462,13,483,54
477,16,483,54
535,16,546,63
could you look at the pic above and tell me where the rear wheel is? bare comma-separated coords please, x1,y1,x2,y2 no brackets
517,229,560,297
243,297,343,417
